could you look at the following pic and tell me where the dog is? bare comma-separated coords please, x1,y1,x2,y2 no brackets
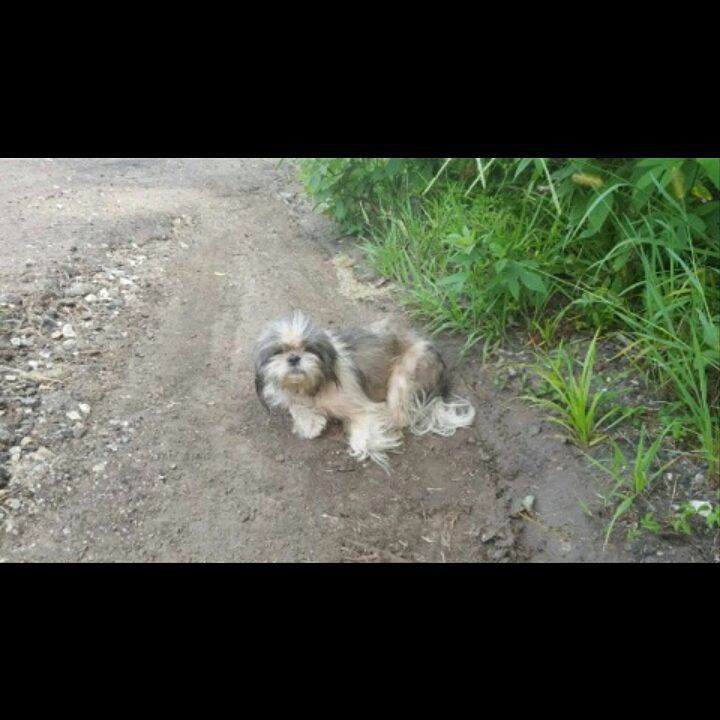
253,311,476,470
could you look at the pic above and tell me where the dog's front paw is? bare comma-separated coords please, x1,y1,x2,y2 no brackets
292,413,327,440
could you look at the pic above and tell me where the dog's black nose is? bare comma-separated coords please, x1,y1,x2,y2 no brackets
288,355,301,367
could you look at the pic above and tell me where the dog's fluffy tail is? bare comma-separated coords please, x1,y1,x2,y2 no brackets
409,394,476,437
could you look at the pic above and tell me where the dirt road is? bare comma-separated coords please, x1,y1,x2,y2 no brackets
3,158,699,563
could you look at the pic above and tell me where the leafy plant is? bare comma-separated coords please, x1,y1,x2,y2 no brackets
671,501,719,536
640,512,662,533
298,158,442,234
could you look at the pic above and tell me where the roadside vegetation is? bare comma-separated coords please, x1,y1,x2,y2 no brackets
298,158,720,546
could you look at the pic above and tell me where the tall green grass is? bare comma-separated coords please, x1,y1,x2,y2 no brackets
522,331,636,448
586,425,676,548
298,158,720,480
364,187,564,348
580,211,719,476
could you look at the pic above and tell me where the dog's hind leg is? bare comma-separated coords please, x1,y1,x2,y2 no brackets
387,339,475,436
386,339,447,429
347,406,402,472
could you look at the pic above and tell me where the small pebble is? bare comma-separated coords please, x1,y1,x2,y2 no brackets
692,473,706,488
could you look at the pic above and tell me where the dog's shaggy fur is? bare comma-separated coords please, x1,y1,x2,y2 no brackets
254,311,475,470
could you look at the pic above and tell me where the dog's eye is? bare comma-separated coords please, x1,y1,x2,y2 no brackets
262,346,284,361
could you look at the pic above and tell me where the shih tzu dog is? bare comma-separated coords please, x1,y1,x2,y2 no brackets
254,311,476,471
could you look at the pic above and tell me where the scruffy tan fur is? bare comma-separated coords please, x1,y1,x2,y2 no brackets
254,312,475,471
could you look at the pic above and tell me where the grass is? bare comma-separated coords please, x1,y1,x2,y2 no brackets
363,185,563,349
298,157,720,542
569,211,720,478
586,426,677,548
361,174,719,485
522,331,637,448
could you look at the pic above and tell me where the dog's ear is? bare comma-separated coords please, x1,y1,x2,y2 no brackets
306,333,339,386
254,342,281,410
255,370,270,410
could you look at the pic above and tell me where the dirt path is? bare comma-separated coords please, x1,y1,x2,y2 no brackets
2,158,705,563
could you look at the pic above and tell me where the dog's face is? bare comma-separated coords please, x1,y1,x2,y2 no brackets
255,312,338,404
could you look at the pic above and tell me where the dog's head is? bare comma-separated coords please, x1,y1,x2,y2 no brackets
254,311,338,406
